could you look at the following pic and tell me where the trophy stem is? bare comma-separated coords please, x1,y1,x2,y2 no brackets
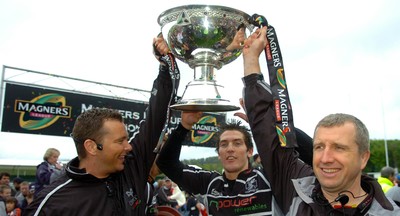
194,65,215,82
194,65,221,99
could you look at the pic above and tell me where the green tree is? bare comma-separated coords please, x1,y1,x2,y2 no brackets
365,139,400,173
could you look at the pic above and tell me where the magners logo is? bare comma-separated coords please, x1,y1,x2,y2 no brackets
191,115,219,144
15,93,72,130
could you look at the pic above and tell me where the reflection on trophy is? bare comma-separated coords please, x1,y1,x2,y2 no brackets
158,5,253,112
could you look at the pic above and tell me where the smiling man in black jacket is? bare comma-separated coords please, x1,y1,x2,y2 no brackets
24,35,179,216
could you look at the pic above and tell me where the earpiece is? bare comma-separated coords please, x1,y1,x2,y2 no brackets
96,143,103,151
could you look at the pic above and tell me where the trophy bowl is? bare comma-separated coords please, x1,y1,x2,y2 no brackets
158,5,253,112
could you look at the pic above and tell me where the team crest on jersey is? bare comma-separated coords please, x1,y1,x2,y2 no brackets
211,188,222,196
126,188,140,208
245,178,258,193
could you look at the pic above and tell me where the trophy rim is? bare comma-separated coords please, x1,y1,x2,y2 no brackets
170,103,240,112
157,4,252,27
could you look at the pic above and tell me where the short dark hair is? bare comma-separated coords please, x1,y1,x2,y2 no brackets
0,172,10,179
13,177,24,184
215,120,253,152
71,108,123,158
5,196,18,206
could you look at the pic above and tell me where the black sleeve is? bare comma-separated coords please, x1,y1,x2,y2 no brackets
294,128,313,166
127,63,175,195
243,73,313,213
156,124,189,186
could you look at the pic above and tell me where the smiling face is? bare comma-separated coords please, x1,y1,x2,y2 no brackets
97,119,132,176
218,130,253,180
313,122,370,195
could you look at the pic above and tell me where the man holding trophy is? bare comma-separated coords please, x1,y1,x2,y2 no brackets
156,4,315,216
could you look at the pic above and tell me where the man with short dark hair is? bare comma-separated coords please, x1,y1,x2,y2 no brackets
12,177,23,197
24,35,180,216
157,109,314,215
0,173,10,186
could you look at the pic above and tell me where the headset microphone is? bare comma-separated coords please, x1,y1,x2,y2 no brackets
125,153,134,159
96,143,103,151
335,194,350,206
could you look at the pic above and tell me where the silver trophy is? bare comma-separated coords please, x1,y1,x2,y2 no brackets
158,5,253,112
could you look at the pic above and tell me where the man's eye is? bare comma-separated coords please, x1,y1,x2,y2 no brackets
220,143,228,148
314,145,323,150
234,141,242,146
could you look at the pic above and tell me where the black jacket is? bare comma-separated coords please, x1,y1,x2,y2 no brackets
156,124,281,215
23,65,176,216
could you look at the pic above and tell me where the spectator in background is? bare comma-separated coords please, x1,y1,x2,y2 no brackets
15,181,28,208
154,179,165,207
0,185,12,216
169,182,186,211
5,197,20,216
15,181,33,213
0,173,15,199
31,148,63,195
378,166,395,193
252,153,262,169
0,173,10,187
156,177,176,207
20,184,34,215
11,178,23,197
386,174,400,207
0,186,11,201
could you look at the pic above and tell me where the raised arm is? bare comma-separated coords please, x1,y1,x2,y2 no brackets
128,34,179,187
156,112,201,181
241,25,313,212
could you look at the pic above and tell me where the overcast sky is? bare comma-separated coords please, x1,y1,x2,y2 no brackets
0,0,399,165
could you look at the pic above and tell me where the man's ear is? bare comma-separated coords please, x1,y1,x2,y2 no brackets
247,148,254,158
84,139,98,155
360,150,370,170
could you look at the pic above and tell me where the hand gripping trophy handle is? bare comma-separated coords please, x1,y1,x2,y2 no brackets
249,14,269,28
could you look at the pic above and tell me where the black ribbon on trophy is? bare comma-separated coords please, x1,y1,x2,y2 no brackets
249,14,297,148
